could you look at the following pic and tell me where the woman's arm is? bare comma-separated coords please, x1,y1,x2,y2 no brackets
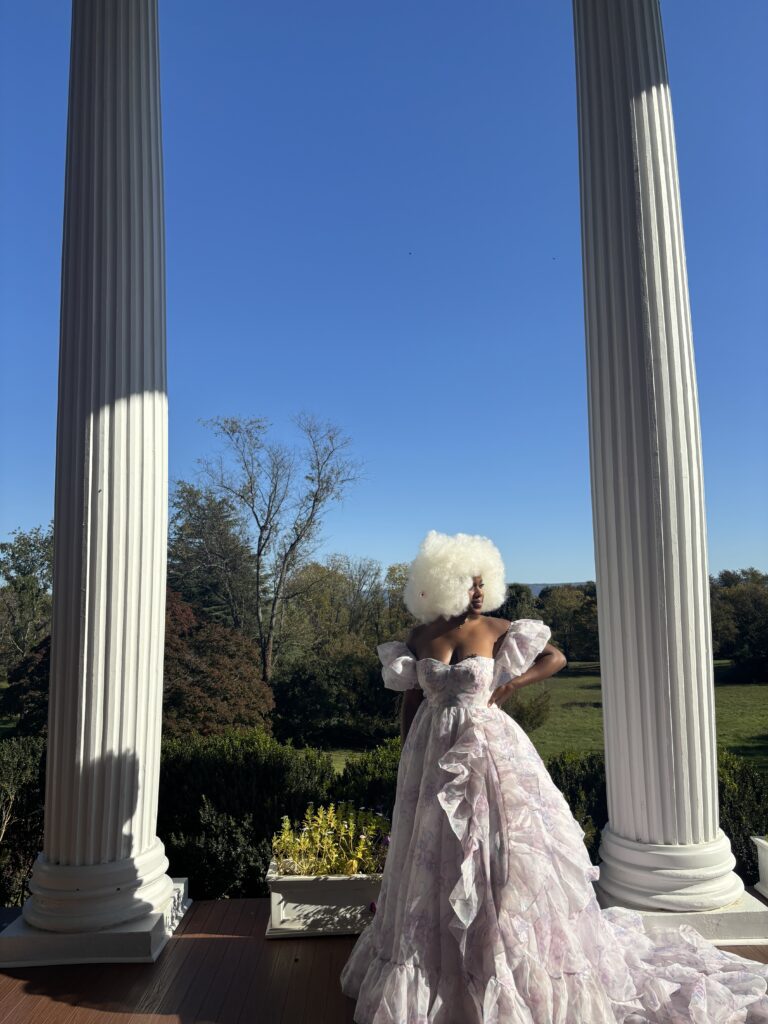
487,642,567,707
399,626,425,744
401,687,424,744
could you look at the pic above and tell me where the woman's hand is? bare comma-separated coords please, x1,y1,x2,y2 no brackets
487,682,518,707
486,644,567,707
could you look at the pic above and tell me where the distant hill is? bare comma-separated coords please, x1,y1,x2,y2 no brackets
524,582,590,597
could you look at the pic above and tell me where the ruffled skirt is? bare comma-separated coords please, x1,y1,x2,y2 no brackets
339,703,768,1023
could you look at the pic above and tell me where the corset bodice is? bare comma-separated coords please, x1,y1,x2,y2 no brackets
416,656,497,709
376,619,553,711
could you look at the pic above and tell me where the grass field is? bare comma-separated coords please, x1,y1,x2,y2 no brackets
3,663,766,778
330,661,768,777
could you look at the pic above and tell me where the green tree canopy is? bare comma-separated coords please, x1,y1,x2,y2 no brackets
0,522,54,679
710,568,768,680
162,588,275,738
168,481,258,631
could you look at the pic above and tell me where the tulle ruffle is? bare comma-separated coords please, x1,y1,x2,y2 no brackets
492,618,552,689
433,707,768,1022
340,925,476,1024
346,627,768,1022
339,922,645,1024
340,928,437,1024
434,707,649,1022
376,619,553,694
600,904,768,1022
377,640,420,691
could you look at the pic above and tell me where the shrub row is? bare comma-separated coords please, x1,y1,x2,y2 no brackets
0,735,46,906
1,731,765,904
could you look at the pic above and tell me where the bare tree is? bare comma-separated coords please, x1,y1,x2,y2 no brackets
325,553,382,636
197,413,362,680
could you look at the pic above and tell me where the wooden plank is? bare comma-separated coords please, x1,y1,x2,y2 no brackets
0,895,761,1024
0,969,25,1012
173,896,248,1023
192,898,257,1024
233,910,300,1024
280,934,317,1023
127,899,230,1019
0,915,32,1009
301,933,337,1024
58,964,149,1024
324,936,359,1024
71,897,205,1024
208,900,270,1024
0,962,82,1024
0,898,206,1024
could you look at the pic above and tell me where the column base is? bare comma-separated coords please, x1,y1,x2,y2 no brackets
0,878,190,967
22,836,174,932
598,824,746,911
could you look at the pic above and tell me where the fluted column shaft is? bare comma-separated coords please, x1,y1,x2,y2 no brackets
572,0,742,910
23,0,173,932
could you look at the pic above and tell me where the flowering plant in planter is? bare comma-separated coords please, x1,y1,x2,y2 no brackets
271,801,391,875
265,801,391,937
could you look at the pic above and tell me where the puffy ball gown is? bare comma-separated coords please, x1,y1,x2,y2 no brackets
339,619,768,1023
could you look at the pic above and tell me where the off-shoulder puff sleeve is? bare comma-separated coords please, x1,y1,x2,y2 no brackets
493,618,552,689
376,640,420,691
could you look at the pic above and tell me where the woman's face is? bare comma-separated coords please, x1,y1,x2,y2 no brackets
468,575,484,612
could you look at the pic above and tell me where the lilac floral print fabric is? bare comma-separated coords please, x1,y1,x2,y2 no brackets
340,619,768,1023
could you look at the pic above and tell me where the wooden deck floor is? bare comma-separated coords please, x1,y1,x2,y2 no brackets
0,893,765,1023
0,899,357,1024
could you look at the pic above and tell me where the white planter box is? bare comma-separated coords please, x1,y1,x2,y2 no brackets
265,856,382,938
752,836,768,900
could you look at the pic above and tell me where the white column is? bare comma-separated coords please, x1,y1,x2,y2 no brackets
22,0,174,933
572,0,743,911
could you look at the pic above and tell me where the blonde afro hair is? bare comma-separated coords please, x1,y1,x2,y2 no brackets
403,530,507,624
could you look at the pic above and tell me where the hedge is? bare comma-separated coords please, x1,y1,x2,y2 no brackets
1,732,765,903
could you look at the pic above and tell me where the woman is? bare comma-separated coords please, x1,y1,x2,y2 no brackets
340,531,768,1023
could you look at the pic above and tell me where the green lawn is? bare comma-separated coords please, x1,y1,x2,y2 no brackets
526,662,607,761
523,665,766,774
334,661,768,777
3,664,765,778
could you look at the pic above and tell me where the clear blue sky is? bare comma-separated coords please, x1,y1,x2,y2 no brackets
1,1,766,583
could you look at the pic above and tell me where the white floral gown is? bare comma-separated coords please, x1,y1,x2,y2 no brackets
339,619,768,1024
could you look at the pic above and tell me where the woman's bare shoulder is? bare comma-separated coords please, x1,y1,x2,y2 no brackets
488,616,511,637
